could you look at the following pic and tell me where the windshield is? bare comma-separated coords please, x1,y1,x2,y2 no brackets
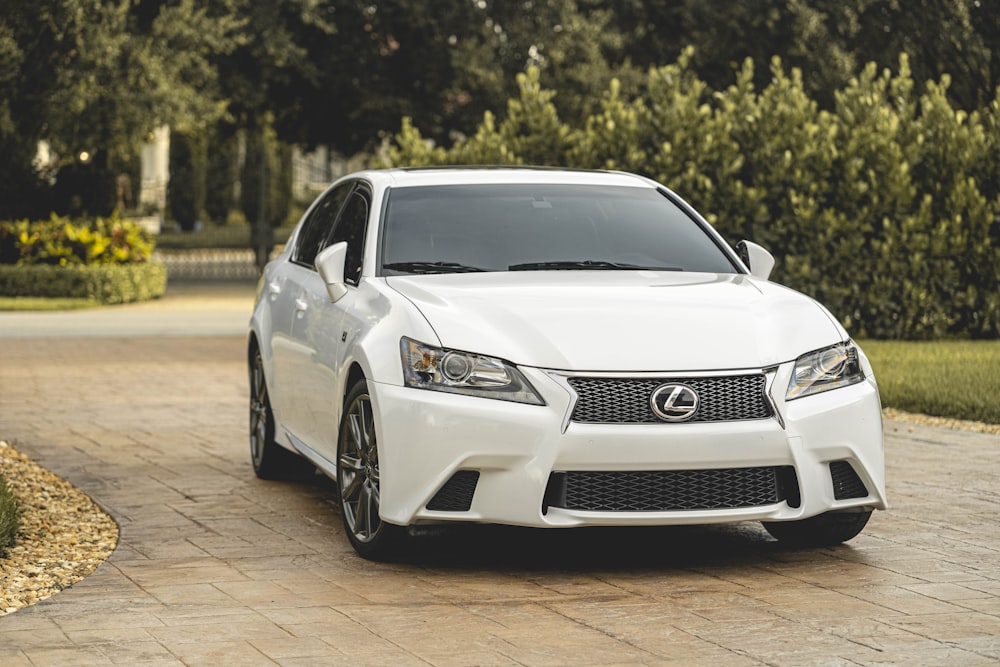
380,184,738,275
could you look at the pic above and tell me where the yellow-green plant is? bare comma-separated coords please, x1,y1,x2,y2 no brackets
384,50,1000,340
0,214,156,266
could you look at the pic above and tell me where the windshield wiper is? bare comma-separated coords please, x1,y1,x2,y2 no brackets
383,261,487,274
508,260,682,271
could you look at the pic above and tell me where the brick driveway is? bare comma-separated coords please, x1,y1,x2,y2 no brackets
1,287,998,665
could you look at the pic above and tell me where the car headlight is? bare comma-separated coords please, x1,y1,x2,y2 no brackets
786,342,865,400
400,337,545,405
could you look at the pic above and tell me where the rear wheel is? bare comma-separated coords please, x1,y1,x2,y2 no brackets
337,379,405,560
762,510,872,546
249,347,313,480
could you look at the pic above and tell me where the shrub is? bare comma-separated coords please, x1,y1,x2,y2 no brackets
0,262,167,304
0,214,155,266
0,473,20,557
0,215,165,304
385,53,1000,340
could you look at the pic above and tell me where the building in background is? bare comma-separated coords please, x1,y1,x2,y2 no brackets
139,126,170,215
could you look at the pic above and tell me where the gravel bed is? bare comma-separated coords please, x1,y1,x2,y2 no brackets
0,440,118,617
882,407,1000,435
0,408,997,617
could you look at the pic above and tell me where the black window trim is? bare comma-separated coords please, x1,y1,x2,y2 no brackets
291,180,355,270
326,181,373,286
655,187,745,274
375,185,394,277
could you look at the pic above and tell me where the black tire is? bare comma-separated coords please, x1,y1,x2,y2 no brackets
762,510,872,546
249,347,313,480
337,379,406,560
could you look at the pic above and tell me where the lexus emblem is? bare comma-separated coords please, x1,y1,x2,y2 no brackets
650,383,699,422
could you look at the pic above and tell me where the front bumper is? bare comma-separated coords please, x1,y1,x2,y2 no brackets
371,363,886,528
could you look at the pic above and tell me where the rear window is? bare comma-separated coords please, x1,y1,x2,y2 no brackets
380,184,737,275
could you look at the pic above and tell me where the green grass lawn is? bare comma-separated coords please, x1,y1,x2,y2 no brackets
860,339,1000,425
0,297,98,311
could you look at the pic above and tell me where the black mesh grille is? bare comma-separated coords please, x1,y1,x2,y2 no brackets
426,470,480,511
545,467,795,512
830,461,868,500
567,375,772,424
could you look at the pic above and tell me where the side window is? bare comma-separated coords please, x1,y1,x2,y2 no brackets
293,183,351,268
330,188,370,285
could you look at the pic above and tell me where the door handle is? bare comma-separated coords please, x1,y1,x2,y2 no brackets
294,298,308,312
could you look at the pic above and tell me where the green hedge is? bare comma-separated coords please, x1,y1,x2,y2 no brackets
0,262,167,304
385,52,1000,340
0,215,165,304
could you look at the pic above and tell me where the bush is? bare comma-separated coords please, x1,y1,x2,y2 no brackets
0,474,20,557
0,214,155,266
385,55,1000,340
0,215,165,304
0,262,167,304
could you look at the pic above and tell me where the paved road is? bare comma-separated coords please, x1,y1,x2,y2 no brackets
1,285,999,665
0,283,257,339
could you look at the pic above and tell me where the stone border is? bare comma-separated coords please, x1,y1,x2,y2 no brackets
0,441,118,616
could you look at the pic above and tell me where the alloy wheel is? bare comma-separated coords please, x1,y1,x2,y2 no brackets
338,390,383,543
249,351,269,469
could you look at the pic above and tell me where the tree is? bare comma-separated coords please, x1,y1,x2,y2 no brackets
447,0,641,134
0,0,242,219
0,0,82,218
167,130,207,231
604,0,859,109
604,0,996,112
852,0,993,109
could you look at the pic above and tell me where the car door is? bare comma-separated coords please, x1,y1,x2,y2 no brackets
288,183,372,463
269,182,351,447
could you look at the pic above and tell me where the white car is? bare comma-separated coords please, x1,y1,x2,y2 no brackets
248,167,886,560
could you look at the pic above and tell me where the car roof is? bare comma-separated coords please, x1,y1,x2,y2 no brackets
345,166,660,190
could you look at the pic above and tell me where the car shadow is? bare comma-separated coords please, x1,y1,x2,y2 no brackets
299,472,852,572
397,522,807,571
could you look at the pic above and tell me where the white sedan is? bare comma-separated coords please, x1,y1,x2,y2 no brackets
248,167,886,560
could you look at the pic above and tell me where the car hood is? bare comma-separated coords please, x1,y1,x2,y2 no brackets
386,271,843,372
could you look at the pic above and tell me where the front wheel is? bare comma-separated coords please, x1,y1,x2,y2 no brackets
337,379,405,560
762,510,872,546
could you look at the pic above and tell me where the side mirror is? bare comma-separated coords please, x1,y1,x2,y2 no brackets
736,240,775,280
315,242,349,302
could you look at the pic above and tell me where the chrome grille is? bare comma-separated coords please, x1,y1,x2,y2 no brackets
567,375,772,423
545,467,796,512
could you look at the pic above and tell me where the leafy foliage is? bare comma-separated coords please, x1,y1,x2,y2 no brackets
3,0,998,218
606,0,998,112
385,54,1000,340
0,0,242,218
0,215,156,266
168,130,208,232
0,263,167,304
